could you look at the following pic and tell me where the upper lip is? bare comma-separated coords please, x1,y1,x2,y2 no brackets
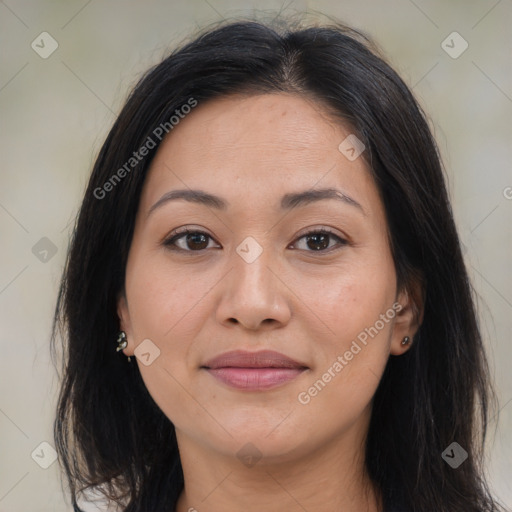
202,350,308,369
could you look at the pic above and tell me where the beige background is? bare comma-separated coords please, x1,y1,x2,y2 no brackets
0,0,511,510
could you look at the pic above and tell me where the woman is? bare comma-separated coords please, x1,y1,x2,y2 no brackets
52,17,505,512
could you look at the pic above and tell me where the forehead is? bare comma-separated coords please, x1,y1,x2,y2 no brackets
139,93,378,216
157,93,348,163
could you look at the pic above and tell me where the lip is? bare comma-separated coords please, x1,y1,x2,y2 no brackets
202,350,308,390
203,350,307,369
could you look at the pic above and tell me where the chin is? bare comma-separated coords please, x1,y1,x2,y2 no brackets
191,410,318,461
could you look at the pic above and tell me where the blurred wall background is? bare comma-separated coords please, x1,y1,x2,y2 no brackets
0,0,511,510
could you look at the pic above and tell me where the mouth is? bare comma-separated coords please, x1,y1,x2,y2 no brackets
201,350,308,390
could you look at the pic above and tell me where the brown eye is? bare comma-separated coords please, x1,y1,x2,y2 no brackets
164,228,347,254
183,232,209,250
291,229,347,253
164,229,218,251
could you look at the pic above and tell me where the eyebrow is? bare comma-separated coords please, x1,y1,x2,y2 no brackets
147,187,365,216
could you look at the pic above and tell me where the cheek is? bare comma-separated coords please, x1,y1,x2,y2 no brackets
295,250,396,410
124,252,218,428
296,288,395,436
125,250,207,340
301,252,397,350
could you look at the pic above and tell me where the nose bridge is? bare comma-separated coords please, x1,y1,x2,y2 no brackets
231,234,277,301
216,234,290,329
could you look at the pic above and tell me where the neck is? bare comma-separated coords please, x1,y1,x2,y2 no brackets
174,421,381,512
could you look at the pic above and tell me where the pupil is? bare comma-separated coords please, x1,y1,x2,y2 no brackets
187,233,208,250
307,234,329,251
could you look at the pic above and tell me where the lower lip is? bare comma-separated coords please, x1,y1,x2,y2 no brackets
206,367,306,390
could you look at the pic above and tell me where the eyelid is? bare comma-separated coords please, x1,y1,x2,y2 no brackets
294,225,345,241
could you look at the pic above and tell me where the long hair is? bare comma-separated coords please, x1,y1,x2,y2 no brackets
52,17,503,512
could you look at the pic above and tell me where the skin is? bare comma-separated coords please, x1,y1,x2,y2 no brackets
117,93,421,512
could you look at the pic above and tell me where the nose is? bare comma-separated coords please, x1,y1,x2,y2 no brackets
215,242,292,331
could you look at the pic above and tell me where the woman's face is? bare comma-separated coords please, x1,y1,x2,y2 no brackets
118,93,416,465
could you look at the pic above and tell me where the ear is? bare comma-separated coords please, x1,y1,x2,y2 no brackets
117,292,135,356
390,274,424,356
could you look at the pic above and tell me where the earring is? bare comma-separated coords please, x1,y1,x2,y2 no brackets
116,331,128,352
401,336,410,346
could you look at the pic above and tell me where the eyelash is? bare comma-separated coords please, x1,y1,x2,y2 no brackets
163,227,348,254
